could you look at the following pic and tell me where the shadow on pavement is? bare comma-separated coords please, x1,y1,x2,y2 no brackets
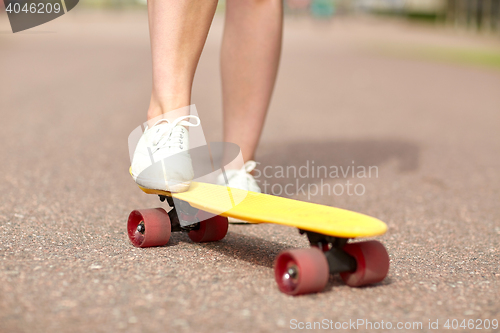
165,230,393,293
197,231,292,269
166,230,295,268
255,139,419,186
322,275,394,294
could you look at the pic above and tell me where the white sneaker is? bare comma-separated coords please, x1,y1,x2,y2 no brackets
131,115,200,193
216,160,261,193
216,161,261,223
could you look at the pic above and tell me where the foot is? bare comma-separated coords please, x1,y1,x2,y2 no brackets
131,115,200,192
216,160,261,193
216,161,261,223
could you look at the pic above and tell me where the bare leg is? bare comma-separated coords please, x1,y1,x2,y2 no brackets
221,0,283,168
147,0,218,125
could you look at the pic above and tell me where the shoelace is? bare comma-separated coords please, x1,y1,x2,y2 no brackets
149,115,201,148
226,160,257,182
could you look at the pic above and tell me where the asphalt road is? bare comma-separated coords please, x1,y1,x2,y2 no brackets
1,10,499,333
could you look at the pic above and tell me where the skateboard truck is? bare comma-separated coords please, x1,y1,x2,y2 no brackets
160,195,197,214
160,195,201,231
300,230,357,274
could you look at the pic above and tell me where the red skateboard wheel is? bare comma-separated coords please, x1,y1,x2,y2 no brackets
274,247,329,296
127,208,171,248
340,240,390,287
188,210,228,243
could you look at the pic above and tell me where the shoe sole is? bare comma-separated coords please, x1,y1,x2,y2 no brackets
228,217,251,224
134,178,191,193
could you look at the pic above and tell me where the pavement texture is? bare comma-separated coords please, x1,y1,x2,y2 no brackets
1,10,500,333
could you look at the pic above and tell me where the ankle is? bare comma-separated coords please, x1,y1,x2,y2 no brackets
147,106,190,121
147,93,191,123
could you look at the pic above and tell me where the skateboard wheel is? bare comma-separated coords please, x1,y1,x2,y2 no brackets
188,210,228,243
340,240,389,287
274,248,329,296
127,208,171,248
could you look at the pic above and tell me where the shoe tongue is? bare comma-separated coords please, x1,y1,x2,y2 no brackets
146,122,172,145
145,121,169,134
171,124,186,134
225,169,244,180
154,121,171,130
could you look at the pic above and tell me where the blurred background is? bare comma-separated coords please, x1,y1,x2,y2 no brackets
0,1,499,332
66,0,500,33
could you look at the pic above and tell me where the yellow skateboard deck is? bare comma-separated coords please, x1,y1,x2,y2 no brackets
138,182,387,239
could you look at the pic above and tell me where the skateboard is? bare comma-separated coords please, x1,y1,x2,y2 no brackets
127,182,389,296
